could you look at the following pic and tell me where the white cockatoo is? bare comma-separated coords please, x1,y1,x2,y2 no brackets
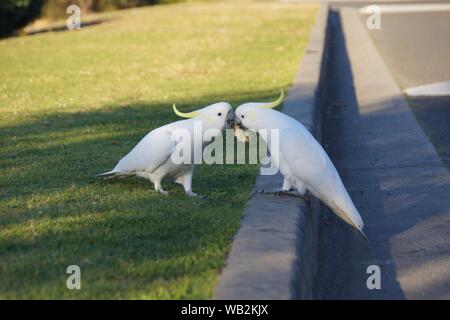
99,102,234,196
233,91,365,236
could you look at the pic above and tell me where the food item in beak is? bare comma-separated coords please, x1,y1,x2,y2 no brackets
233,123,249,142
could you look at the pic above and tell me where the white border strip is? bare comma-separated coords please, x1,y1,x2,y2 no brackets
405,81,450,97
359,4,450,14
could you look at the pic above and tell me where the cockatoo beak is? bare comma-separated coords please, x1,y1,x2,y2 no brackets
226,109,235,129
233,115,247,130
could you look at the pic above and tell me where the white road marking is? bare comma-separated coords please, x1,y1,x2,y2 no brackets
359,4,450,14
405,81,450,97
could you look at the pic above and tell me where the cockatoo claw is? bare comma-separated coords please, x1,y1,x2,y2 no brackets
186,191,198,197
257,189,310,203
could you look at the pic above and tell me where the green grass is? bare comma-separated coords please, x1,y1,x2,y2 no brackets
0,0,318,299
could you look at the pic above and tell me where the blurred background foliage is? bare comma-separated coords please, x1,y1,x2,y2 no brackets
0,0,185,37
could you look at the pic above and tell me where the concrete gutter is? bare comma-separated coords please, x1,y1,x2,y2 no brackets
214,4,330,300
314,6,450,299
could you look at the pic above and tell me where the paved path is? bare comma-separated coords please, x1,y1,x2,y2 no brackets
368,9,450,89
366,5,450,169
314,8,450,299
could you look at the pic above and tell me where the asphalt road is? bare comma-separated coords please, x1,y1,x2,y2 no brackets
367,11,450,88
366,8,450,168
331,1,450,168
314,6,450,299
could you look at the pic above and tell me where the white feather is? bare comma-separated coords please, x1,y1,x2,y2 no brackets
100,102,233,196
235,106,365,234
112,129,175,173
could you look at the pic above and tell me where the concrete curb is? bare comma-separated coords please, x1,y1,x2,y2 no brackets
214,4,330,300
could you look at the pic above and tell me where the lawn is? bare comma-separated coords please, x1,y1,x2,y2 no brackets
0,0,318,299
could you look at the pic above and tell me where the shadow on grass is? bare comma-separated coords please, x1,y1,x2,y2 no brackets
0,89,279,298
24,18,111,36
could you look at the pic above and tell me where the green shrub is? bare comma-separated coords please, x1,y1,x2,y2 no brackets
0,0,45,37
0,0,186,36
41,0,186,19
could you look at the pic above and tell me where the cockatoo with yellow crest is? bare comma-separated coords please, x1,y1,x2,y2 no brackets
233,90,365,236
99,102,234,197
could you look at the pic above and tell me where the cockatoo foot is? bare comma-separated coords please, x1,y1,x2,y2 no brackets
186,191,198,197
281,191,310,203
151,189,170,196
154,182,169,196
258,189,310,202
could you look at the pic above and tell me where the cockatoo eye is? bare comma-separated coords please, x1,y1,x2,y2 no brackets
241,115,245,119
218,112,222,116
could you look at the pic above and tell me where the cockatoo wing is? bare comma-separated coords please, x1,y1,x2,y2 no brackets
279,127,364,233
112,129,176,174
